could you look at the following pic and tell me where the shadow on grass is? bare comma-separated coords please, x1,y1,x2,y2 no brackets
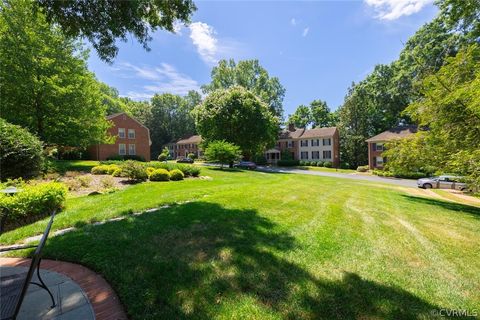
43,202,460,319
402,195,480,217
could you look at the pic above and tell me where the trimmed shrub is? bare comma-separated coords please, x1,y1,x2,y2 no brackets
0,119,43,180
121,161,148,181
91,164,120,175
340,162,351,169
357,165,369,173
189,166,201,177
147,162,201,177
324,161,333,168
277,160,300,167
316,161,324,167
112,169,123,177
149,169,170,181
76,175,92,187
146,167,156,177
253,155,267,165
100,176,115,189
169,169,184,181
0,181,67,232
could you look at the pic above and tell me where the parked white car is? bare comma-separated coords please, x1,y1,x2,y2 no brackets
417,175,468,190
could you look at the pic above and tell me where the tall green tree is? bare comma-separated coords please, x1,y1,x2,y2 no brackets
122,98,152,126
288,99,335,128
288,105,311,128
202,59,286,119
310,100,335,127
36,0,196,62
436,0,480,42
194,86,279,157
99,83,127,115
336,85,372,168
0,0,110,147
148,91,199,156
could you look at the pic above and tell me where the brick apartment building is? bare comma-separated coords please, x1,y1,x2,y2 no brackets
167,135,202,159
88,112,151,161
265,124,340,167
365,125,417,169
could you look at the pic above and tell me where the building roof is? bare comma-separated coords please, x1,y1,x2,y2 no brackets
176,135,202,144
279,126,337,140
365,125,417,143
300,127,337,138
278,128,305,139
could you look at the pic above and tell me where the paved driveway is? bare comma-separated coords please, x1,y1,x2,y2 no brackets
257,166,418,188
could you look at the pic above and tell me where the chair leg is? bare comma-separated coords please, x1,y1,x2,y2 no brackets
30,259,56,308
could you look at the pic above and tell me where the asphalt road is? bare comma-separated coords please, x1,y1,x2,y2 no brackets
257,166,418,188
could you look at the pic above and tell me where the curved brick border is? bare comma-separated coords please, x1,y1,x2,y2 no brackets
0,258,128,320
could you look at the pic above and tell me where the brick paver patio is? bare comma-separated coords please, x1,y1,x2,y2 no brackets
0,258,127,320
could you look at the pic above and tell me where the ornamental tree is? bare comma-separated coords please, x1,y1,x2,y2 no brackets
193,86,279,158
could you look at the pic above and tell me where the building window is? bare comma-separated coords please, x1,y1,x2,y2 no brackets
128,144,136,155
128,129,135,139
323,150,332,159
119,143,126,155
301,140,308,147
312,151,320,159
301,151,309,159
376,156,384,165
311,139,319,146
323,138,331,146
288,141,294,148
376,143,384,151
276,142,280,148
118,128,126,138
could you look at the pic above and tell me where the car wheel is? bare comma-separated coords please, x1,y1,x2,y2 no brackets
460,187,466,191
424,183,432,189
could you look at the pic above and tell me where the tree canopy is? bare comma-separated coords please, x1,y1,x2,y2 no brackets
0,0,110,147
148,91,201,157
35,0,197,62
204,141,242,169
194,86,279,157
288,99,335,128
202,59,286,119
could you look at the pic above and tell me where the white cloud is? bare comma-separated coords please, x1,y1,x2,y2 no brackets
189,22,218,64
364,0,433,20
173,21,184,35
290,18,297,26
302,27,309,37
115,62,200,100
188,21,246,65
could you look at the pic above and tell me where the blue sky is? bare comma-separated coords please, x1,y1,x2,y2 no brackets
87,0,438,116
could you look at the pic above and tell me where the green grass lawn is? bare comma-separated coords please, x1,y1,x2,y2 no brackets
3,168,480,319
48,160,100,173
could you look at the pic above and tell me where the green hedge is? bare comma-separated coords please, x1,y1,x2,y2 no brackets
0,119,43,181
0,181,67,232
149,169,170,181
169,169,184,181
277,160,300,167
91,164,121,175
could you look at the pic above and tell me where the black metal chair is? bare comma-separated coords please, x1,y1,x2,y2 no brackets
0,211,57,320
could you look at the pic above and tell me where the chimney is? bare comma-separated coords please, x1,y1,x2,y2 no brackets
288,123,295,132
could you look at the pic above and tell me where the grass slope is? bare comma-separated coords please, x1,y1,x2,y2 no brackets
4,168,480,319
